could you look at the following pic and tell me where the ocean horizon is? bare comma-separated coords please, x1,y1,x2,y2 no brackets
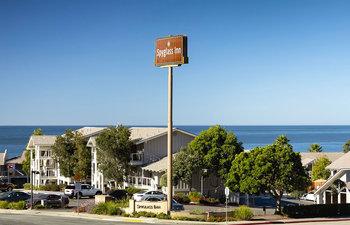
1,125,350,158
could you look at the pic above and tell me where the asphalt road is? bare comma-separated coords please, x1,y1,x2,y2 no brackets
0,213,350,225
0,213,150,225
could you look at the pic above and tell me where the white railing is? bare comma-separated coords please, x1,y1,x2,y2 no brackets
127,176,155,190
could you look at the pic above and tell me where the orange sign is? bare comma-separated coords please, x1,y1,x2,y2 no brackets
155,35,188,67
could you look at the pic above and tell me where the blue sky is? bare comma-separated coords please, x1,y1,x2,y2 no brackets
0,0,350,125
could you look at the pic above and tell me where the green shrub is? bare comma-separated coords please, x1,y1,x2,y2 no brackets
34,204,45,210
233,205,254,220
174,193,190,204
113,199,129,208
133,211,157,218
23,183,32,190
156,213,171,219
91,202,123,215
125,187,143,196
173,216,206,221
188,192,202,203
8,201,26,210
0,201,9,209
199,197,220,205
190,208,206,215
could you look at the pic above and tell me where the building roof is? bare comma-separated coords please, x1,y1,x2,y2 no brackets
6,150,26,164
141,154,178,173
300,152,344,167
75,127,106,138
87,127,196,146
27,135,57,148
0,150,7,166
326,152,350,170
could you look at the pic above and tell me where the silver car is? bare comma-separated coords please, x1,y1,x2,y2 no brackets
140,191,166,201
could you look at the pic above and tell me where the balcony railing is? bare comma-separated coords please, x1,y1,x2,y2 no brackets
130,152,144,166
127,176,154,190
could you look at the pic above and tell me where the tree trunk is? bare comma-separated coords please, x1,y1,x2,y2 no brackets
274,194,282,214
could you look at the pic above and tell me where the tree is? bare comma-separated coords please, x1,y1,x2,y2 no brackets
173,125,243,186
226,135,310,214
308,143,323,152
52,129,90,180
22,128,43,175
95,125,134,182
343,140,350,153
173,147,203,188
311,157,331,181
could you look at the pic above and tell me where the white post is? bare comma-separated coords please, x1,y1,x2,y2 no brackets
167,66,173,214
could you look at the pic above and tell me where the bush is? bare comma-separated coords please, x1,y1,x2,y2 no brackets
125,187,143,196
8,201,26,210
199,197,220,206
190,208,206,215
23,183,64,192
156,213,171,219
172,216,206,221
91,202,123,215
174,193,190,204
188,192,202,203
34,204,46,210
23,183,32,190
0,201,9,209
283,204,350,218
233,205,254,220
133,211,157,218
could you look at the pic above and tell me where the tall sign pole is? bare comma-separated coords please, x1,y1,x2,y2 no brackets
155,35,188,214
167,66,173,213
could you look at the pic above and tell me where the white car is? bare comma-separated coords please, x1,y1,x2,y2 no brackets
133,191,146,201
64,184,102,198
301,192,315,201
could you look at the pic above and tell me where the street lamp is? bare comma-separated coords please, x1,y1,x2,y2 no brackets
30,170,40,209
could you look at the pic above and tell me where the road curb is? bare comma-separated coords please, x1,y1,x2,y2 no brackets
1,209,350,224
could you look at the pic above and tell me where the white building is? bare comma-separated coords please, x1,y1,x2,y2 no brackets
314,152,350,204
88,127,195,193
27,127,105,186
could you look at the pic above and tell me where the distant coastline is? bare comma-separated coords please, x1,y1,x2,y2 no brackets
1,125,349,158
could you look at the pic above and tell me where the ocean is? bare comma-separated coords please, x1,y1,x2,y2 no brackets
1,125,350,158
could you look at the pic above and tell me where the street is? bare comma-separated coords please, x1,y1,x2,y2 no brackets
0,213,350,225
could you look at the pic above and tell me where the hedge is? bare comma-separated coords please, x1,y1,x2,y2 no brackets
283,204,350,218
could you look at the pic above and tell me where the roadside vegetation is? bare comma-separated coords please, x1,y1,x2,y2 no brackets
0,201,26,210
23,183,66,192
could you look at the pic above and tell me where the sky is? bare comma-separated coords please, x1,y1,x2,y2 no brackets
0,0,350,126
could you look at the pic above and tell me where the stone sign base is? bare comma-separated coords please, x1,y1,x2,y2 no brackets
127,199,168,214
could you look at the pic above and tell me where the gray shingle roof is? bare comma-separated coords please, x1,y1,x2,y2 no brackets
300,152,344,167
326,152,350,170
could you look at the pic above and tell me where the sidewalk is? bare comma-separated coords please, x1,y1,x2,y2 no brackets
1,209,350,225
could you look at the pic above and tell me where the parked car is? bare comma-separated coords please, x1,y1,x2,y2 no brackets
26,194,69,208
133,191,146,201
140,191,166,201
0,179,15,192
142,196,184,211
0,191,30,202
64,184,102,199
107,189,128,200
301,192,316,201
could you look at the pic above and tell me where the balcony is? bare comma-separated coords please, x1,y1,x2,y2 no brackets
127,176,155,190
130,152,144,166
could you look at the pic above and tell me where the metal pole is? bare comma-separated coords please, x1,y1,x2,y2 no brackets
226,197,228,224
200,175,203,195
30,149,33,210
167,66,173,214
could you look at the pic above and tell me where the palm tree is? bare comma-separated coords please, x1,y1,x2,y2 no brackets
308,143,323,152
